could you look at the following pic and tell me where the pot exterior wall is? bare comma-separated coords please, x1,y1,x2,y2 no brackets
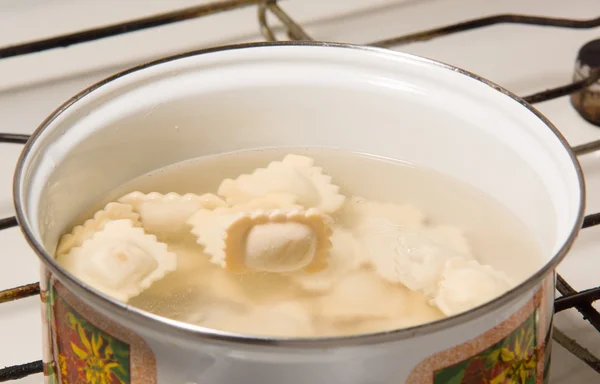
40,266,554,384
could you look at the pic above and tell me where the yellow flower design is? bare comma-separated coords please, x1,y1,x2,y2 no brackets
58,354,69,384
70,324,124,384
490,327,537,384
66,312,80,330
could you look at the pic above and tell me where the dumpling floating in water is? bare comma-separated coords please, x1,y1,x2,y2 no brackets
358,219,474,295
230,193,302,211
340,196,426,229
187,207,333,273
118,191,227,239
218,154,345,213
432,258,514,316
425,225,472,257
323,290,445,336
57,219,177,302
290,226,369,293
56,202,141,255
316,270,407,322
54,150,535,338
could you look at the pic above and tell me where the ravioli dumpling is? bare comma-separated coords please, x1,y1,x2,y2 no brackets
340,196,426,229
118,191,227,238
426,225,472,256
188,207,333,273
218,154,345,213
231,193,302,211
359,222,473,295
56,202,141,255
57,219,176,302
316,270,407,322
433,258,513,316
332,301,444,335
290,226,369,293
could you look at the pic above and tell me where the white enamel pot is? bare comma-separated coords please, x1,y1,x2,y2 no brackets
13,42,585,384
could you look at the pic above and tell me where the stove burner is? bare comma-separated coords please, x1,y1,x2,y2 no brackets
572,39,600,126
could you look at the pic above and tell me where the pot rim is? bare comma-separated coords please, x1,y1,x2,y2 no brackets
13,41,586,348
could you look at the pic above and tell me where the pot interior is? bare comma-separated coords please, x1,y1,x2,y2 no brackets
17,43,582,283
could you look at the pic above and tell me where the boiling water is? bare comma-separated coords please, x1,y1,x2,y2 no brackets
71,148,543,337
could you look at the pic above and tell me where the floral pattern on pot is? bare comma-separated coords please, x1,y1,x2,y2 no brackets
433,310,538,384
406,274,554,384
44,277,157,384
54,296,130,383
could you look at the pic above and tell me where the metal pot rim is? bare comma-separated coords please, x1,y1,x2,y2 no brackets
13,41,586,349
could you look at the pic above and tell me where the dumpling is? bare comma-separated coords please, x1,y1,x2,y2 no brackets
162,240,212,271
339,196,426,229
433,258,514,316
290,226,369,293
329,296,444,335
118,191,227,238
218,154,345,213
332,305,444,335
425,225,472,256
316,270,407,322
231,193,302,211
55,202,141,255
200,196,302,267
131,265,249,323
187,207,333,273
56,219,177,302
358,222,473,295
201,268,248,303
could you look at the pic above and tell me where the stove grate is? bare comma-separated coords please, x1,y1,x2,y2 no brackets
1,1,600,381
0,361,44,382
0,283,40,305
0,0,262,60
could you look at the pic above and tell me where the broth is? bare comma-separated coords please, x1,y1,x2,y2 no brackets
56,148,543,337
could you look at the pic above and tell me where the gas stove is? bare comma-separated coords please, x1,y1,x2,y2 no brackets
1,1,599,383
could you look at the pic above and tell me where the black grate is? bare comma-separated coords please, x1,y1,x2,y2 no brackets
1,0,600,381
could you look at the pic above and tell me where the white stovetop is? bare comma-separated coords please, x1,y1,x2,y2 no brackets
1,0,599,383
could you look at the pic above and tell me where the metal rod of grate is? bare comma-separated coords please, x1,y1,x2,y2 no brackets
0,0,261,59
258,0,312,41
0,0,596,61
0,283,40,304
0,361,43,382
574,140,600,157
556,275,600,333
259,2,600,106
555,286,600,313
523,68,600,105
583,212,600,229
370,14,600,48
0,216,18,231
554,327,600,373
0,134,29,145
258,1,600,46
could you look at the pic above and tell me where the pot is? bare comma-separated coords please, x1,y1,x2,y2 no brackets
13,42,584,384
